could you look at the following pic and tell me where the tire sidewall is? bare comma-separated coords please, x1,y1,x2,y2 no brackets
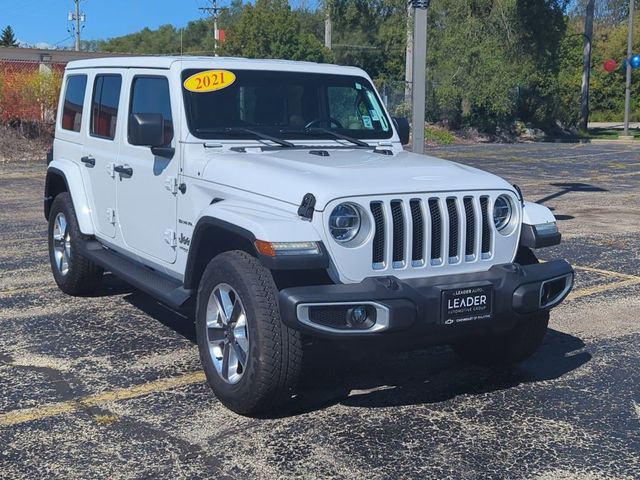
195,253,276,409
48,193,79,288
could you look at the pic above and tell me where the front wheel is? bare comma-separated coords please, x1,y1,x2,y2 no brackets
195,251,302,416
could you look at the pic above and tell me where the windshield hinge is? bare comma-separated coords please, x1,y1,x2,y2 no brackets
298,193,316,221
165,176,178,195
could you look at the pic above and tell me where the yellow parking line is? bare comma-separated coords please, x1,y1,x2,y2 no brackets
571,264,640,281
0,371,206,428
566,277,640,301
0,267,639,428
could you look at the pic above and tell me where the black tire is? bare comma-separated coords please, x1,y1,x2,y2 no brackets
48,192,103,295
450,247,549,366
195,250,302,416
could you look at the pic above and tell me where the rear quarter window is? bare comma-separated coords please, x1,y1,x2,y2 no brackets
61,75,88,132
91,75,122,140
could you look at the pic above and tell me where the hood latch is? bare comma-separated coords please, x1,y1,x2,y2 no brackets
298,193,316,221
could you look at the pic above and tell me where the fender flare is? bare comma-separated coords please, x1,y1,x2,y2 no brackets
520,201,561,249
522,201,556,225
45,159,95,235
183,204,328,289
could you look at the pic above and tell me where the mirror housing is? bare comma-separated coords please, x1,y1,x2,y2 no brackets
128,113,165,147
392,117,410,145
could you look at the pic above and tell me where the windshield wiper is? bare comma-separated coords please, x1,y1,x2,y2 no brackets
194,127,294,148
305,127,370,148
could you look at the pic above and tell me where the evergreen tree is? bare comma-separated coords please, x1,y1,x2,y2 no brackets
0,25,19,47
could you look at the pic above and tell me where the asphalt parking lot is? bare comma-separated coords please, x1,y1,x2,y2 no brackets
1,142,639,479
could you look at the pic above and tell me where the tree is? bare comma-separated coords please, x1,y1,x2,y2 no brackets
0,25,19,47
329,0,407,80
218,0,332,62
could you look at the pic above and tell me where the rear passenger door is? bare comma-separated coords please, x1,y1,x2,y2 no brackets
81,72,124,239
116,72,178,264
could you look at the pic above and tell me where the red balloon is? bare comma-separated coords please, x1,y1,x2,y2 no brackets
604,59,618,72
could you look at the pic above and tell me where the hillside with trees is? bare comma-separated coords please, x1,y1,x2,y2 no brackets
48,0,640,132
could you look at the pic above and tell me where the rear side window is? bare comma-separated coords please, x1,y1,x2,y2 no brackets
61,75,87,132
129,76,174,146
91,75,122,140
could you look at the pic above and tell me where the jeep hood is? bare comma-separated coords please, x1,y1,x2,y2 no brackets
200,148,514,210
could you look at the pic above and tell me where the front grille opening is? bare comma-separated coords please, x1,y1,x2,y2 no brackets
463,197,476,257
428,199,442,261
480,196,491,254
446,198,459,260
365,193,498,274
370,202,385,268
390,200,405,267
410,199,424,264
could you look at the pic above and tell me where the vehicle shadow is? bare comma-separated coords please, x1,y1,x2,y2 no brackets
281,328,591,416
122,289,197,342
120,286,591,418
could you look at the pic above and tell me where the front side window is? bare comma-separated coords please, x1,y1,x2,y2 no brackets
91,74,122,140
129,76,174,146
181,70,392,141
61,75,87,132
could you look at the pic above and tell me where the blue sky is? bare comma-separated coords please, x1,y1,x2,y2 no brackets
2,0,319,49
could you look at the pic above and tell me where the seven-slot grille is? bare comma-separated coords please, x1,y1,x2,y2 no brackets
370,195,493,270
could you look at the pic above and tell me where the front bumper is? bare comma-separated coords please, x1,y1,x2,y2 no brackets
279,260,574,339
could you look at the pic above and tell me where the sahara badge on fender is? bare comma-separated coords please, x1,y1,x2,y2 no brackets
183,70,236,93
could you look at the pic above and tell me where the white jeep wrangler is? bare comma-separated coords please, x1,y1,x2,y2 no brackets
45,56,573,415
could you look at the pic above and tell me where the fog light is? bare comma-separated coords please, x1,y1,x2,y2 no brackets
350,306,369,325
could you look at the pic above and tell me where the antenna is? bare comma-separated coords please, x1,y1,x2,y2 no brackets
68,0,86,51
199,0,226,55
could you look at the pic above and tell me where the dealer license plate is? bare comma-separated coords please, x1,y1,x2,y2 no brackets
441,285,493,325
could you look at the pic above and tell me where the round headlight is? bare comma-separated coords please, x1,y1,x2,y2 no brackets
493,195,513,231
329,203,361,243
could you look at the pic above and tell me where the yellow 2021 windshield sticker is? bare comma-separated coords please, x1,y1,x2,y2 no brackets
183,70,236,93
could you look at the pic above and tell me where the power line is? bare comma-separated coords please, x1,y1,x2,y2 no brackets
199,0,226,55
67,0,86,52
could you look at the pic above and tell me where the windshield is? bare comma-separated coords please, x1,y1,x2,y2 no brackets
181,69,393,141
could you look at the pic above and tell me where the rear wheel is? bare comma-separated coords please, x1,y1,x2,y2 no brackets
195,251,302,416
450,247,549,365
48,193,103,295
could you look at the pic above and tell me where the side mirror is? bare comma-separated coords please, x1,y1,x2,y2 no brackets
128,113,165,147
392,117,410,145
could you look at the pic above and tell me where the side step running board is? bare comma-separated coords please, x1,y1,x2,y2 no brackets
79,240,193,311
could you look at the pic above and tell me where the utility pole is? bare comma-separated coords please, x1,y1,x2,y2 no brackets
68,0,86,52
623,0,635,138
324,1,332,50
411,0,430,154
200,0,225,55
404,4,413,104
579,0,594,132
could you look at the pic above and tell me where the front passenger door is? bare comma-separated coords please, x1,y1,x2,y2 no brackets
116,73,178,264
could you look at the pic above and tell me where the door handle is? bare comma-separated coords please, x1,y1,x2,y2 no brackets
114,164,133,177
80,156,95,167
